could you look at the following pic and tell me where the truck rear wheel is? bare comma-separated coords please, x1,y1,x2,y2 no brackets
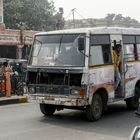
125,86,140,110
86,94,103,122
40,104,56,116
126,96,139,110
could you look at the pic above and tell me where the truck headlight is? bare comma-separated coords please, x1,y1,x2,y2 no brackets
28,87,35,94
71,89,79,95
71,88,85,97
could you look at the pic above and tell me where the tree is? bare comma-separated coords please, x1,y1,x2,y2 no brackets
54,12,65,30
3,0,64,31
105,13,115,26
105,13,139,27
105,13,115,22
114,14,123,22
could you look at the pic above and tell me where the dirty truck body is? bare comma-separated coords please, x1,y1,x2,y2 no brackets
27,27,140,121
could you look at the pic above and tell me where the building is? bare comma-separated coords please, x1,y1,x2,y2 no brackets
0,27,38,59
0,0,38,59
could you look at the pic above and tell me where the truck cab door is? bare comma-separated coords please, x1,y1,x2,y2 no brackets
110,35,125,98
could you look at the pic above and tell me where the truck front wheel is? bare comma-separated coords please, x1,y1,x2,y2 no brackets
40,104,56,116
86,94,103,122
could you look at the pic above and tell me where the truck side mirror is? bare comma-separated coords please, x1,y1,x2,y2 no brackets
78,38,85,51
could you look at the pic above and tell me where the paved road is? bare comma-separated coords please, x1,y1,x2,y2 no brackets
0,101,140,140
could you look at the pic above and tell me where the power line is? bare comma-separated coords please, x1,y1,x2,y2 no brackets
74,9,86,20
65,10,73,20
65,8,92,28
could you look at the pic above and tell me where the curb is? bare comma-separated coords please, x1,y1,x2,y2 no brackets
0,96,28,105
18,97,28,103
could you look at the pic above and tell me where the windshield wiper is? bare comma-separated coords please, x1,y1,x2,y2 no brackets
32,39,42,57
58,35,63,53
36,40,42,56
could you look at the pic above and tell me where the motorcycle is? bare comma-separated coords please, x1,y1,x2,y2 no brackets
129,110,140,140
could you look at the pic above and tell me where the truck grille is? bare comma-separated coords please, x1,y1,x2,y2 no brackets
30,84,70,95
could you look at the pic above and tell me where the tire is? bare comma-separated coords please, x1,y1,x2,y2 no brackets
125,86,140,110
86,94,103,122
40,104,56,116
126,96,139,110
135,86,140,98
16,83,24,96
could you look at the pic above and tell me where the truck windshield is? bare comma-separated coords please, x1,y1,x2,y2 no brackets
30,34,85,67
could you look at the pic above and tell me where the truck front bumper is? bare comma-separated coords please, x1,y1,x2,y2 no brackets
29,94,88,107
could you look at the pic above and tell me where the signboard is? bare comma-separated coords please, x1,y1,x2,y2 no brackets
0,0,3,23
0,36,17,42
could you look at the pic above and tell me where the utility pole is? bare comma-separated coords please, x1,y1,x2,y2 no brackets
0,0,5,31
71,8,76,28
0,0,3,23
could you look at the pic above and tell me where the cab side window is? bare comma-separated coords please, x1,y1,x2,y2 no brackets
89,35,112,66
123,35,137,61
136,36,140,60
123,44,135,61
137,44,140,60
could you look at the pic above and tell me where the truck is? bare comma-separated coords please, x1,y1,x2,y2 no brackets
27,27,140,121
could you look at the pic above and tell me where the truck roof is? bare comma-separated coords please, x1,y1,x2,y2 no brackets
35,27,140,36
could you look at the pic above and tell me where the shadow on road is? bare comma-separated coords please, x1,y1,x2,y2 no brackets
38,101,140,139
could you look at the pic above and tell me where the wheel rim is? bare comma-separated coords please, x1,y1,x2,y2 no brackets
92,96,102,118
134,97,139,106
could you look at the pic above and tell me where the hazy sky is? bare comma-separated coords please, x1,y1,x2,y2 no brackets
53,0,140,21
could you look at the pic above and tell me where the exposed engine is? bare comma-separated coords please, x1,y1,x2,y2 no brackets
28,71,82,87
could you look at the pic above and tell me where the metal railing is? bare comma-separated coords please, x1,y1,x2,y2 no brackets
0,75,26,97
11,75,26,96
